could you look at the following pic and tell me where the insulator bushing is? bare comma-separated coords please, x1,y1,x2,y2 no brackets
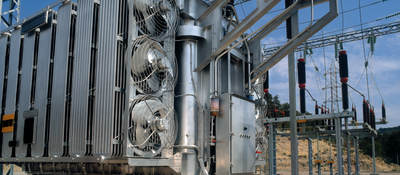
264,71,269,94
298,58,306,114
372,109,376,129
369,107,375,129
300,88,306,114
339,51,350,110
339,50,349,80
352,105,357,122
341,83,349,110
363,100,368,124
297,58,306,85
382,103,386,121
315,104,319,115
332,119,336,130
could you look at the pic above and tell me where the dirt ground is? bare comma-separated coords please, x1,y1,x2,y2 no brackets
274,136,400,173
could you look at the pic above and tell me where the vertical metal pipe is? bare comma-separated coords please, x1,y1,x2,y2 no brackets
289,52,298,174
335,118,343,175
346,119,351,175
354,137,360,175
286,0,299,173
228,51,231,94
268,124,274,175
0,0,2,25
308,138,313,175
317,133,321,175
372,136,376,174
273,126,277,174
176,40,199,175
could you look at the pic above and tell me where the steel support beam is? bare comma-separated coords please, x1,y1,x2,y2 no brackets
273,127,277,175
213,0,279,57
308,138,313,175
251,0,338,83
249,0,300,42
250,0,330,42
372,136,377,175
264,111,354,123
198,0,226,21
268,124,276,175
286,0,299,174
195,0,280,72
335,118,344,175
0,0,2,18
317,133,321,175
354,137,360,175
346,119,352,175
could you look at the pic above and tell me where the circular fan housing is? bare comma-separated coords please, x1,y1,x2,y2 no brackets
130,37,174,95
133,0,178,39
129,96,176,157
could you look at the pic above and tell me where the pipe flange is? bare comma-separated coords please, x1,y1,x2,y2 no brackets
177,25,204,39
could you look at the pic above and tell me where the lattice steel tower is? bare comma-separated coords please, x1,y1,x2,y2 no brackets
0,0,20,30
323,56,341,114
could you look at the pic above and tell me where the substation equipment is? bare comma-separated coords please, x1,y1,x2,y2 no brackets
0,0,343,174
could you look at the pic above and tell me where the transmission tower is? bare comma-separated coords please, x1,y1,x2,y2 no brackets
322,56,341,114
0,0,20,30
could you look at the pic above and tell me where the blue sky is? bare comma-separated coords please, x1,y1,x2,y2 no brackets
8,0,400,128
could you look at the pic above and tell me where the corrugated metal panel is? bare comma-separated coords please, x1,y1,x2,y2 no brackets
2,29,22,158
92,0,118,157
31,20,55,158
0,35,8,157
0,35,7,116
92,0,127,157
15,32,36,158
49,2,74,157
69,0,94,157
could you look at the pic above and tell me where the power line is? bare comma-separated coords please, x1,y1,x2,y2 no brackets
262,21,400,56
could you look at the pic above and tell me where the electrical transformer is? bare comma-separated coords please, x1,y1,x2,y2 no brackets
0,0,335,174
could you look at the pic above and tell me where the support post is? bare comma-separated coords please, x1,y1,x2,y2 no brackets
335,118,344,175
268,124,275,175
273,127,277,174
346,119,352,175
308,138,313,175
354,137,360,175
317,133,321,175
372,136,377,175
286,0,299,174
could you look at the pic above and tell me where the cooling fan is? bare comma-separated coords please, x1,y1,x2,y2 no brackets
129,36,176,95
128,95,177,158
133,0,178,39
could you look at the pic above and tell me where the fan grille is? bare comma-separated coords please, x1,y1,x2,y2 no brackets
133,0,178,40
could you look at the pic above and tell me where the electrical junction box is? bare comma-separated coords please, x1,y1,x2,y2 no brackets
216,94,256,175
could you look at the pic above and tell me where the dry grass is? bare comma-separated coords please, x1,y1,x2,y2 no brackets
274,136,400,173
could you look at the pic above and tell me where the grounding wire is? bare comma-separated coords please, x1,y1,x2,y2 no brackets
358,0,371,102
367,53,385,103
